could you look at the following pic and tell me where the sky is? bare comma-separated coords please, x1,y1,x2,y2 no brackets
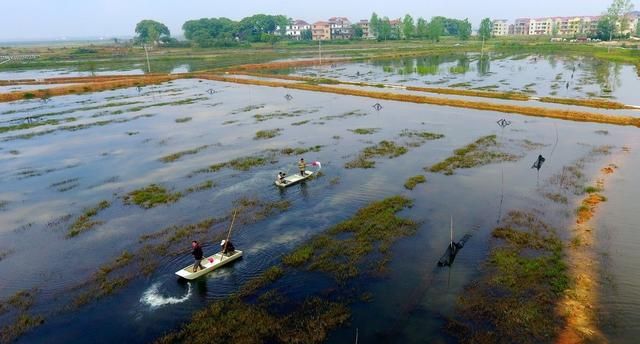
0,0,637,41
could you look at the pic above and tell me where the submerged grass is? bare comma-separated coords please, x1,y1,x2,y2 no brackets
349,128,380,135
447,210,568,343
404,175,426,190
254,128,283,140
67,200,111,238
429,135,519,175
345,140,408,169
159,145,210,163
282,196,417,281
123,184,181,209
157,196,415,343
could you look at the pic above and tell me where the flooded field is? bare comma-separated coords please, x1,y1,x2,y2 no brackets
1,55,639,343
288,53,640,105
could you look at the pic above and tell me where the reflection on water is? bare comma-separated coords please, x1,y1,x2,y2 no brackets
0,77,638,343
289,52,638,104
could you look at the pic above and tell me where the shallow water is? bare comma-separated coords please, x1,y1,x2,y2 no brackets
287,52,640,105
0,76,638,343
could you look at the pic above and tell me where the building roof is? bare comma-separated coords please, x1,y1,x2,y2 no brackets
313,21,330,26
293,20,310,26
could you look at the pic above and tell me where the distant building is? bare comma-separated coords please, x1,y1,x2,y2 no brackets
285,20,311,40
312,21,331,40
492,19,509,36
514,18,531,35
357,20,375,39
329,17,353,40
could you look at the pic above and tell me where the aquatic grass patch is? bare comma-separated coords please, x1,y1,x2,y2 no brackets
66,200,111,237
404,175,426,190
319,110,367,121
0,117,76,134
0,290,44,343
159,145,211,163
50,177,80,192
276,145,323,156
157,196,415,343
0,200,10,211
447,210,568,343
184,180,215,194
230,104,265,114
254,128,283,140
348,128,380,135
282,196,417,281
428,135,519,175
291,120,309,126
345,140,407,169
253,109,314,123
124,184,181,209
126,97,208,112
175,117,192,123
2,114,156,142
539,97,630,110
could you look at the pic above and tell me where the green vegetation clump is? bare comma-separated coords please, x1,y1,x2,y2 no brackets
282,196,417,280
348,128,380,135
67,200,111,237
198,155,269,174
254,128,283,140
184,180,215,194
447,210,568,342
159,145,210,163
291,120,309,126
345,140,408,169
584,186,602,194
175,117,192,123
277,145,323,156
0,200,9,211
404,175,426,190
231,104,265,114
124,184,181,209
399,130,444,141
429,135,519,175
0,314,44,344
319,110,367,121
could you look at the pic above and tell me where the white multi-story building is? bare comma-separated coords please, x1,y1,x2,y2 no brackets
492,19,509,36
328,17,353,39
283,20,311,40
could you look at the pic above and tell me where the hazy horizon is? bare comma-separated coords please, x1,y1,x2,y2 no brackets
1,0,638,41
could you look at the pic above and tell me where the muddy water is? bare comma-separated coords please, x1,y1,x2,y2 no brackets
0,78,638,343
288,53,640,105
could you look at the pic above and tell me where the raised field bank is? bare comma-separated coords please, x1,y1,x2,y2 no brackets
1,4,640,343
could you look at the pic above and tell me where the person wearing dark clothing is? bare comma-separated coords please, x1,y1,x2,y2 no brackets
191,241,205,272
220,240,235,255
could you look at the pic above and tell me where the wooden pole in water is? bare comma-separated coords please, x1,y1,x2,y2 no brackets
221,210,238,262
450,216,454,247
355,328,358,344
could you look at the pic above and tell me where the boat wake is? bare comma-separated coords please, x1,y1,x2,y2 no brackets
140,282,191,308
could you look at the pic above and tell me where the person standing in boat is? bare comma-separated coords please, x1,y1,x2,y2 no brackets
191,240,205,272
298,158,307,176
221,239,235,255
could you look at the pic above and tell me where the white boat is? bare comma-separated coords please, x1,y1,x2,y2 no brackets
275,171,314,187
175,250,243,280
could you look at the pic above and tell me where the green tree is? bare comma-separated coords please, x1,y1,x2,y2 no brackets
607,0,635,39
135,20,170,45
378,17,392,41
479,18,493,41
552,22,559,37
182,18,238,47
458,19,472,40
352,25,364,39
301,29,313,41
427,17,444,42
416,17,428,39
636,20,640,36
370,12,380,38
402,14,415,39
596,16,615,40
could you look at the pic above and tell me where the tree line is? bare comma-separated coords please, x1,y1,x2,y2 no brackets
133,0,636,47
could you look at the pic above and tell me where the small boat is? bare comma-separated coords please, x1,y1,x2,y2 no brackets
175,250,243,280
275,161,321,188
175,210,242,280
275,171,315,187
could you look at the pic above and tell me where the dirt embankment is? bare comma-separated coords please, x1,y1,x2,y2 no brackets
556,147,631,344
